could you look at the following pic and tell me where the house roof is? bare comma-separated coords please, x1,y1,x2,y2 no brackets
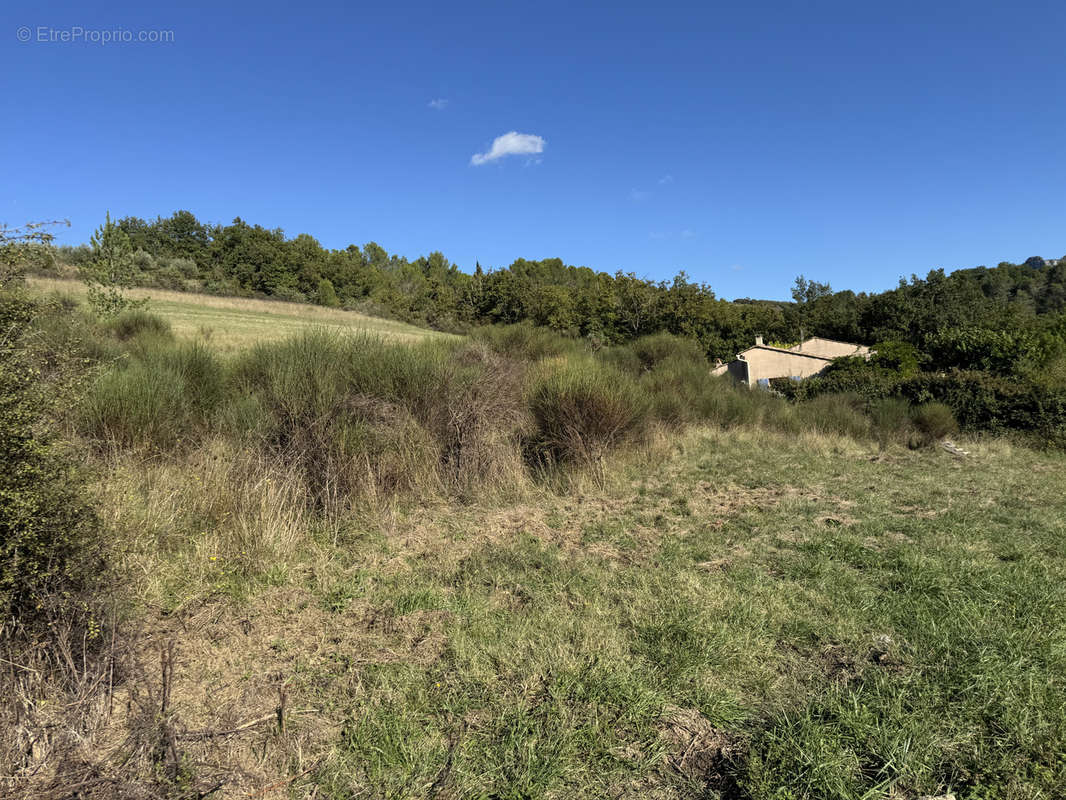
736,345,833,362
788,336,868,352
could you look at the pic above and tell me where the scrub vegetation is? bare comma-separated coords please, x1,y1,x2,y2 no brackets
4,224,1065,799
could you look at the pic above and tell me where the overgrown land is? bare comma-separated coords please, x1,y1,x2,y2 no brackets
2,219,1065,799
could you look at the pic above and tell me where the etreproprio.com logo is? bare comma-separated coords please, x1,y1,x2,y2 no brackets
16,26,175,44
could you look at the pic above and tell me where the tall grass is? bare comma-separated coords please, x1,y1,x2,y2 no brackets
76,319,962,549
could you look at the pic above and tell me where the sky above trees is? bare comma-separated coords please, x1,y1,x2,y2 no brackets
5,0,1065,299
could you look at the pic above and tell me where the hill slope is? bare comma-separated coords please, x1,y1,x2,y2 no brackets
28,276,450,351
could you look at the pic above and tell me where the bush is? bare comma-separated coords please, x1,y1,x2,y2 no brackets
792,393,870,439
599,333,706,378
630,332,706,371
0,291,109,638
639,356,718,425
168,257,199,279
526,359,648,464
472,322,580,361
104,309,173,342
911,401,958,443
899,370,1066,442
227,332,528,504
80,340,222,449
869,397,914,448
317,278,340,308
270,285,308,304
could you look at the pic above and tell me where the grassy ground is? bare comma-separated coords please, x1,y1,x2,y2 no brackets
87,427,1066,799
26,276,449,350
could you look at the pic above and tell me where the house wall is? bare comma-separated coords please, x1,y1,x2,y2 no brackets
742,348,830,384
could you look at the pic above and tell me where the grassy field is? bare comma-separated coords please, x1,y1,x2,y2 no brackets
7,295,1065,799
82,426,1065,799
26,276,449,350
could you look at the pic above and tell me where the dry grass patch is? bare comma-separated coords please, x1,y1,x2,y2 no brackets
27,276,449,351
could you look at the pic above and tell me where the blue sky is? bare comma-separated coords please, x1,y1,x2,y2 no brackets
5,0,1065,299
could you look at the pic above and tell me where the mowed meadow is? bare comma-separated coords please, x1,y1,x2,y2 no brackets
27,276,450,350
4,284,1066,800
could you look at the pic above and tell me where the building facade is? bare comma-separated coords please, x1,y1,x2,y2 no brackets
712,336,870,387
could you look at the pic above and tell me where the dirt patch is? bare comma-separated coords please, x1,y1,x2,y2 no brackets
659,705,745,793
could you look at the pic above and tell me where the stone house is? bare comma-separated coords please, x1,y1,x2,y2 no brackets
712,336,870,387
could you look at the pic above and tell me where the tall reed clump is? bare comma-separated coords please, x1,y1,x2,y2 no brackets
103,308,173,341
525,357,649,466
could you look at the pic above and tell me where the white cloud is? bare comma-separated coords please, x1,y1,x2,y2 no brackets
470,131,546,165
680,228,696,239
428,98,449,110
658,174,674,185
629,188,649,201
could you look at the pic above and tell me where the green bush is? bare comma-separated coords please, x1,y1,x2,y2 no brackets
629,332,706,371
317,278,341,308
471,322,580,361
869,397,914,447
80,340,222,448
0,291,109,637
104,308,173,341
639,356,717,424
910,401,958,443
227,332,527,502
526,359,648,464
792,393,870,439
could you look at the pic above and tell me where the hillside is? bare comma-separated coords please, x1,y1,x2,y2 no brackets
4,266,1066,797
27,276,449,351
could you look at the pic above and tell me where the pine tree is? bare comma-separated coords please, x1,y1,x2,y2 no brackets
83,211,145,315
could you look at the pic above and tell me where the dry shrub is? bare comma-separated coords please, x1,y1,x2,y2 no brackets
430,342,530,495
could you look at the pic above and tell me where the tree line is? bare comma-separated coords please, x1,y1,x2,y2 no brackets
50,210,1066,379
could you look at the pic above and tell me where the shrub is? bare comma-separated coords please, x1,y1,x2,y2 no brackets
28,300,123,373
0,291,109,638
80,340,222,449
792,393,870,439
869,397,914,448
871,340,922,376
168,257,199,279
104,309,173,341
639,356,718,425
472,322,580,361
131,248,156,272
526,359,648,464
629,332,706,372
227,332,528,504
911,401,958,443
270,285,308,304
599,333,707,378
317,278,340,308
